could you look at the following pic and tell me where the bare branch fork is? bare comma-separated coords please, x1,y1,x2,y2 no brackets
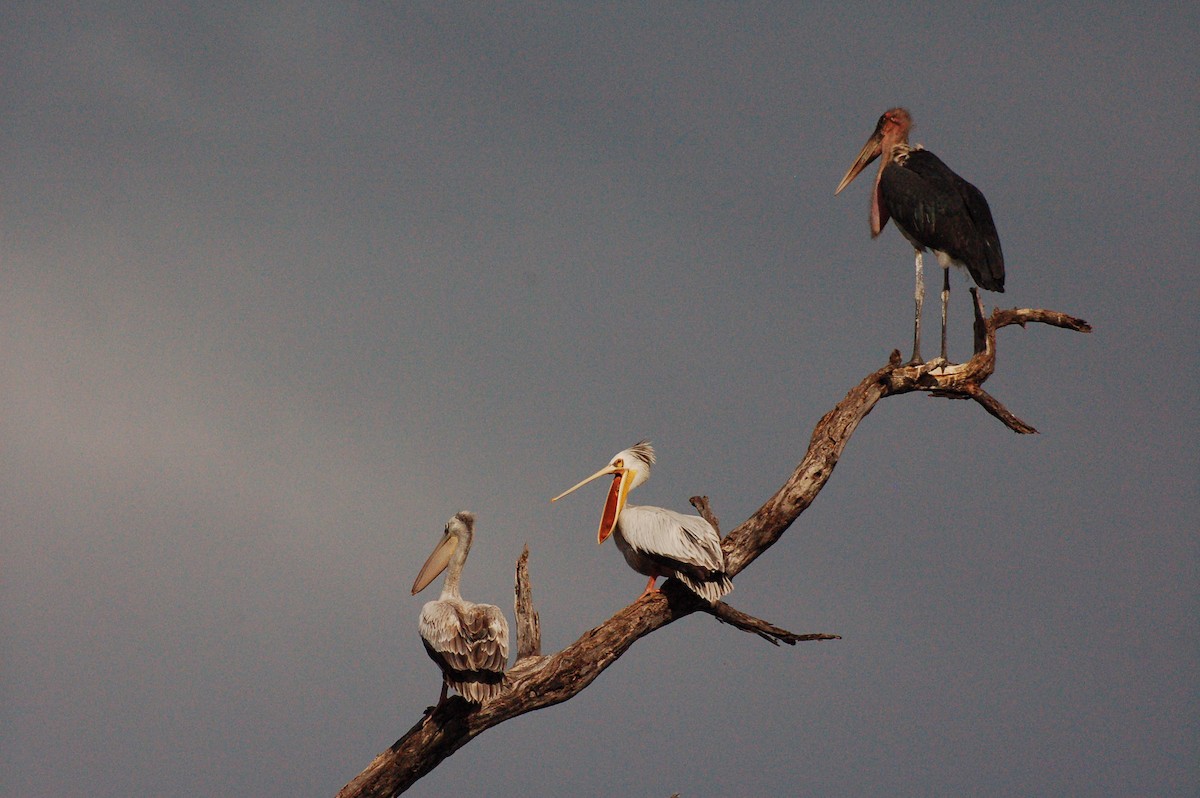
336,298,1090,798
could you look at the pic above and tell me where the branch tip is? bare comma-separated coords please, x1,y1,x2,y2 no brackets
688,495,721,535
515,545,541,659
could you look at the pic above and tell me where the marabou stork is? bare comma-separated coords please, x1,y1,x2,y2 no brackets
551,441,733,602
835,108,1004,364
411,511,510,704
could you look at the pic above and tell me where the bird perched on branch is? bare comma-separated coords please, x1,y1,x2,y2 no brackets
836,107,1004,364
552,441,733,602
411,511,509,704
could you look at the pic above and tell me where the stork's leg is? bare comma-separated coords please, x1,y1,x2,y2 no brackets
638,575,659,598
909,250,924,364
940,265,951,364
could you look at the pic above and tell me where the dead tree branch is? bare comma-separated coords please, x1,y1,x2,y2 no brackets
689,495,721,533
336,302,1090,797
514,546,541,659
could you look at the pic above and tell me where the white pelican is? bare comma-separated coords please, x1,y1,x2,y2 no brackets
552,441,733,602
411,511,510,704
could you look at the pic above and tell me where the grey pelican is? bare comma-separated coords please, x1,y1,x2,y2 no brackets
551,441,733,602
835,107,1005,364
411,511,510,704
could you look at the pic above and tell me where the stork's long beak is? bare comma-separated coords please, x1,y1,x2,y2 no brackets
551,465,636,544
411,532,457,595
835,129,884,195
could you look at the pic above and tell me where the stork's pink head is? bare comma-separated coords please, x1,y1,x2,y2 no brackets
834,107,914,196
875,107,913,147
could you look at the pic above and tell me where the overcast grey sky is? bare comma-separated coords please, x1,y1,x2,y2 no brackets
3,3,1196,796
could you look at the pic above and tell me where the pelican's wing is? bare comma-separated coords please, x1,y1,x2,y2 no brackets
617,506,733,601
419,599,510,702
459,601,510,673
619,506,725,571
418,600,468,667
624,506,734,600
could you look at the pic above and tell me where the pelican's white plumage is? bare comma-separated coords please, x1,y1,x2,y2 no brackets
552,441,733,602
411,511,509,704
611,505,731,601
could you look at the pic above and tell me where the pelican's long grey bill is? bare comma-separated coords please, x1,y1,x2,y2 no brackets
550,464,618,503
411,533,457,595
552,464,635,545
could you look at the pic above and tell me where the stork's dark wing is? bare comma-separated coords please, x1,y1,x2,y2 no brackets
881,149,1005,292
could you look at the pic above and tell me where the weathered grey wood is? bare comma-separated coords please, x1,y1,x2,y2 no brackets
702,597,841,646
688,495,721,534
514,546,540,659
336,303,1090,798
